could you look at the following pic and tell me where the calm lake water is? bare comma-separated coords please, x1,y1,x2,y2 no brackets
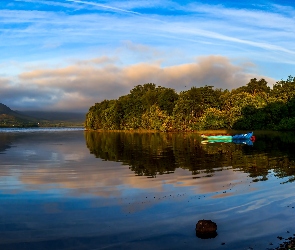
0,128,295,250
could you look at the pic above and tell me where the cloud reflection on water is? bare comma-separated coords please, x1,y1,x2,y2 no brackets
1,130,295,249
0,130,256,201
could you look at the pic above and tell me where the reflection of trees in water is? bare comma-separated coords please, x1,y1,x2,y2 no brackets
251,132,295,183
85,132,177,177
85,131,295,182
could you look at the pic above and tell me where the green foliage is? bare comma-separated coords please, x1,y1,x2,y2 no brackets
222,91,267,128
271,75,295,102
157,87,178,115
275,117,295,131
196,108,228,130
85,76,295,132
236,78,270,96
141,105,172,132
171,86,225,131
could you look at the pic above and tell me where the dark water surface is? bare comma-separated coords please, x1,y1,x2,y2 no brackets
0,129,295,250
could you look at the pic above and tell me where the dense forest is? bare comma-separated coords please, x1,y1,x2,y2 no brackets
85,75,295,131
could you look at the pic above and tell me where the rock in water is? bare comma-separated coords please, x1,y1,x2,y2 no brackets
196,220,217,239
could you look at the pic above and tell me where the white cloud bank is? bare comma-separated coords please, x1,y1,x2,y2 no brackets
1,55,275,112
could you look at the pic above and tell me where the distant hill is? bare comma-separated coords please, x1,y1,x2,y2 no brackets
0,103,85,127
0,103,39,127
0,103,14,114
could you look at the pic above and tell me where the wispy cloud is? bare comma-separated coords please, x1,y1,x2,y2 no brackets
6,0,295,57
1,0,294,111
14,0,78,9
65,0,143,15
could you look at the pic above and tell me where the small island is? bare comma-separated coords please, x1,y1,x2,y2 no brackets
85,75,295,132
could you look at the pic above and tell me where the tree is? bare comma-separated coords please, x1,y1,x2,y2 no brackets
236,78,270,96
271,75,295,102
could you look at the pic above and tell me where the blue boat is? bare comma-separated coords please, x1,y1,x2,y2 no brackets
232,132,253,140
201,132,255,144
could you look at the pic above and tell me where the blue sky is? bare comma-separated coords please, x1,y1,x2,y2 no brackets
1,0,295,111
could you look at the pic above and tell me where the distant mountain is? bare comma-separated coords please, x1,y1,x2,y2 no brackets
0,103,39,127
0,103,85,127
0,103,15,115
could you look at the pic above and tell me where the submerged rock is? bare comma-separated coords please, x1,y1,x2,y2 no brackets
196,220,217,239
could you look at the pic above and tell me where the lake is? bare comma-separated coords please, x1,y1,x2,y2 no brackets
0,128,295,250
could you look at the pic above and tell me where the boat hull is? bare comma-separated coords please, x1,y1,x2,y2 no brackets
232,132,253,140
201,132,254,142
201,135,232,140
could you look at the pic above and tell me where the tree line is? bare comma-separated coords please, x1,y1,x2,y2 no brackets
85,75,295,131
